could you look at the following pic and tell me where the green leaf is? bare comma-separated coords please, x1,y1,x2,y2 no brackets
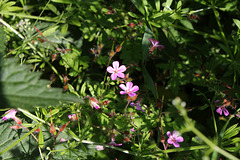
142,66,157,99
38,126,44,148
47,3,60,15
223,125,240,140
51,0,72,4
0,121,39,158
61,23,69,34
180,19,193,30
233,19,240,29
130,0,145,15
0,58,83,111
155,0,160,11
163,0,173,11
128,12,139,18
142,27,152,62
0,25,7,57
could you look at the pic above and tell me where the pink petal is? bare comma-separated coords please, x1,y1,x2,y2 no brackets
126,82,133,89
96,145,104,151
216,107,222,115
130,86,139,92
148,38,154,45
2,109,17,121
176,136,184,142
157,44,164,51
167,131,171,137
223,108,229,116
112,61,120,70
118,65,126,72
117,72,125,79
172,130,179,137
107,66,114,73
120,91,126,95
173,142,180,147
128,92,136,97
119,84,127,90
167,138,173,144
111,73,117,80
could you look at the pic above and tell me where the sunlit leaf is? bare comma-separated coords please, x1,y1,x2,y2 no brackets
0,58,83,111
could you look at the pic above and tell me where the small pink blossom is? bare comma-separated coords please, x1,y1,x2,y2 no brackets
68,114,78,121
148,38,164,53
59,138,69,142
107,61,126,80
130,99,145,112
215,99,229,116
96,145,104,151
89,97,100,109
119,82,139,97
131,128,135,132
167,130,184,148
108,137,122,147
2,109,17,121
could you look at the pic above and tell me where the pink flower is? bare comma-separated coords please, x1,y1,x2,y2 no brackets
68,114,78,121
89,97,100,109
108,137,122,147
148,38,164,53
2,109,17,121
130,99,145,112
107,61,126,80
96,145,104,151
119,82,139,97
167,130,184,148
215,99,229,116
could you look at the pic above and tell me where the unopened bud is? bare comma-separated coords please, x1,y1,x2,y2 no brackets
59,121,70,132
50,123,56,134
9,125,21,129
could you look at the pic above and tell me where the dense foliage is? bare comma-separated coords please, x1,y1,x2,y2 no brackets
0,0,240,159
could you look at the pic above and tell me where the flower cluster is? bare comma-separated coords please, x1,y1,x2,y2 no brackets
107,61,139,97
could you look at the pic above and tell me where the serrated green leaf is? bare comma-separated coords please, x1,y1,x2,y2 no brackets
0,58,83,111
